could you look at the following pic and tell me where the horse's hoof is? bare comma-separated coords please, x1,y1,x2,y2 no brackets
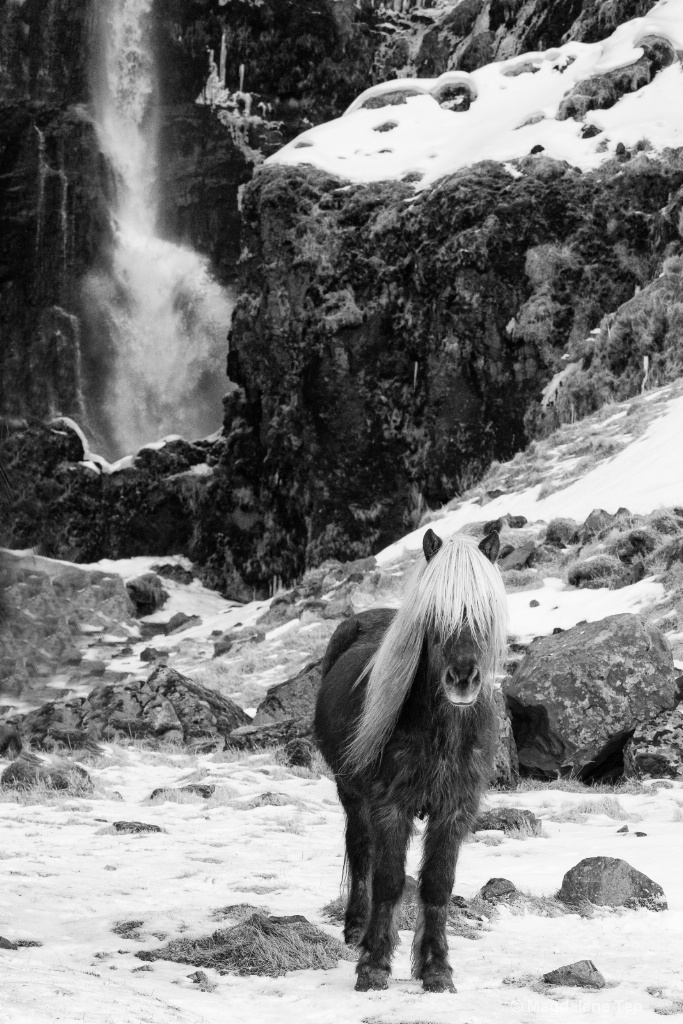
355,966,389,992
422,974,456,994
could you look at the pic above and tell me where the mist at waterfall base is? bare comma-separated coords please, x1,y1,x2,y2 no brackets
83,0,234,461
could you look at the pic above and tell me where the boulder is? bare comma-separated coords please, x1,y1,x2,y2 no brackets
0,554,135,699
126,574,169,616
543,960,606,989
504,614,676,781
1,753,93,793
579,507,634,542
498,542,536,570
557,856,667,911
623,705,683,779
0,723,22,757
251,661,323,727
10,667,250,749
166,612,201,634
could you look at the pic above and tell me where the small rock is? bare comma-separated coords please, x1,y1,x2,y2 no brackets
475,807,539,833
152,564,194,585
112,821,163,834
284,737,314,769
0,724,22,757
322,598,354,620
529,599,540,608
617,825,629,833
126,574,168,616
166,613,201,635
557,856,667,911
149,784,215,801
543,959,605,989
635,831,647,837
479,877,517,902
499,543,536,571
188,970,210,985
0,936,18,950
140,648,166,663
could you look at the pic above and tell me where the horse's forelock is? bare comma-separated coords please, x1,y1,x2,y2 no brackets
344,533,508,773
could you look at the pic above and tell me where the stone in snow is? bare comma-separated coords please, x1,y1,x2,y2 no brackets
557,856,667,911
543,960,606,989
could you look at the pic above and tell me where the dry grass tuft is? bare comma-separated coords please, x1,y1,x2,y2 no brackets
566,554,629,589
136,913,356,976
547,795,640,823
322,889,487,940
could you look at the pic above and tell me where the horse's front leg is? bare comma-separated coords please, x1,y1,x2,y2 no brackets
412,813,465,993
355,806,412,992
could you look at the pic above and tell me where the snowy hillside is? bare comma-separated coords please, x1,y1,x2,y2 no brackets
4,395,683,1022
271,0,683,189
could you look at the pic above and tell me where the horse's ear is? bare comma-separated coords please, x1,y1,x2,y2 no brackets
423,528,443,563
479,530,500,564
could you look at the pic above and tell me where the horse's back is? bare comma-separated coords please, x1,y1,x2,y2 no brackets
314,608,396,774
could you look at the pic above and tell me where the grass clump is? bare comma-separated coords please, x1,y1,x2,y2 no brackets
322,882,487,940
547,795,640,823
136,913,356,976
566,553,629,589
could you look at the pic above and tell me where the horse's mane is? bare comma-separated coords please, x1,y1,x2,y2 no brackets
344,532,508,773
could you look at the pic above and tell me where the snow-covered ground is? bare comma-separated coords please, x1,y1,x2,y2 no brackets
270,0,683,188
3,750,683,1024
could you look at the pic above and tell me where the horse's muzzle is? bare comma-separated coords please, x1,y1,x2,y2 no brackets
442,665,482,706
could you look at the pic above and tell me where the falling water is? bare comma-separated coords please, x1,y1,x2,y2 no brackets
85,0,234,459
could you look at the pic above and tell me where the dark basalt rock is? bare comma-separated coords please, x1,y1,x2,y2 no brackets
112,821,163,835
503,614,676,780
543,960,606,989
557,856,667,912
10,666,250,750
126,574,169,617
623,706,683,779
478,877,518,902
475,807,539,833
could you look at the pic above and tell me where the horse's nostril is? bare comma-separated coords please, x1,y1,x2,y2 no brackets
445,665,480,688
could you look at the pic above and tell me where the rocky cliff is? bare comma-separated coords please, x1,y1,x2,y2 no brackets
3,0,683,597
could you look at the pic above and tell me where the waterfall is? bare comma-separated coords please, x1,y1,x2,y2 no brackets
86,0,234,459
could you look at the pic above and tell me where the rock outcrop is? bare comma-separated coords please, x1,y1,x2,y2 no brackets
9,667,250,749
503,614,677,781
0,549,135,701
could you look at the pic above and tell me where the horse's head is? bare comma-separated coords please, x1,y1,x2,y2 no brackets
423,527,501,707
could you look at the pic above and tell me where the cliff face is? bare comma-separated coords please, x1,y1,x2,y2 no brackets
226,152,683,574
0,0,110,424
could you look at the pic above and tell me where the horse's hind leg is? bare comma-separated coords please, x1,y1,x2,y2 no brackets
356,805,412,992
412,814,463,993
339,789,373,947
